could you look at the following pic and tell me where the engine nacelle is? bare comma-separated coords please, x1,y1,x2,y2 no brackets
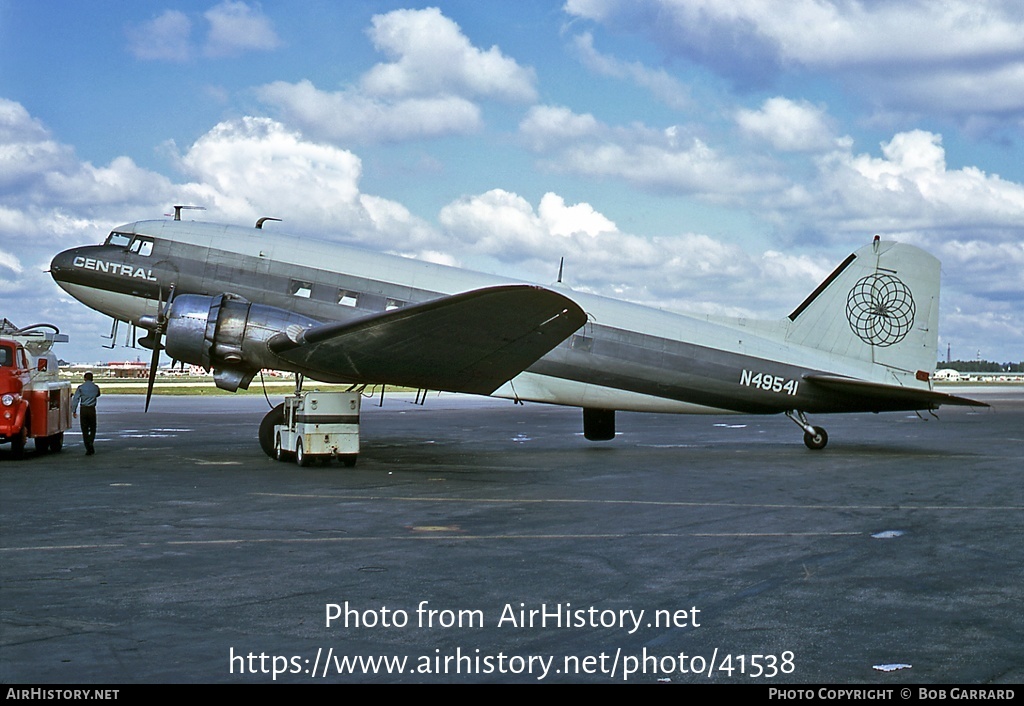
164,294,321,391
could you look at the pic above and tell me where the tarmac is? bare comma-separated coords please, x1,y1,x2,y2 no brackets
1,387,1021,684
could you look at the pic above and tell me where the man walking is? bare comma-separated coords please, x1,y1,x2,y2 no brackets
72,372,101,455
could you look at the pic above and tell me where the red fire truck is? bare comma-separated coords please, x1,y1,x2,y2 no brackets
1,320,73,457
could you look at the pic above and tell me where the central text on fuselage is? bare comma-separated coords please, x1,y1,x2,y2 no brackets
73,257,157,282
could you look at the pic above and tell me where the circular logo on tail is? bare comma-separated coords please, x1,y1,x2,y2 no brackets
846,273,916,347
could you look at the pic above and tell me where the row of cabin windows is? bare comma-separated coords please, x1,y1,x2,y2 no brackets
289,279,406,311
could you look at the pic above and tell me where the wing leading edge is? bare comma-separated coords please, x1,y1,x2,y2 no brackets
804,374,989,411
268,284,587,395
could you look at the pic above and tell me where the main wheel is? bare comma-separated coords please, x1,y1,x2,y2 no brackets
803,426,828,450
258,403,284,459
296,438,310,467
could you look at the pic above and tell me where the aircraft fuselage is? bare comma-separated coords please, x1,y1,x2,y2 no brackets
50,220,944,421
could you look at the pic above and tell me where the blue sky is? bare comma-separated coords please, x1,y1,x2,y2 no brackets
2,0,1022,364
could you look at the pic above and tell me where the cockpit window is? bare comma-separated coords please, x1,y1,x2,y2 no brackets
129,238,154,256
106,232,132,248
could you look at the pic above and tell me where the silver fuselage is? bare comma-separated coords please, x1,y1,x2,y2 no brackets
50,220,928,416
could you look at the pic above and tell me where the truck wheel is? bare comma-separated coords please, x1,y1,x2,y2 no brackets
258,403,284,459
342,455,357,468
11,429,27,458
274,433,288,462
50,432,64,453
296,438,310,467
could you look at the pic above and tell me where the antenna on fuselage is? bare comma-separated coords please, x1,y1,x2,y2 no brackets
255,217,281,229
557,257,564,284
167,205,206,221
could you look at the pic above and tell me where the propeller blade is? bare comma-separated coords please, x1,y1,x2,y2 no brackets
143,285,174,413
145,341,160,413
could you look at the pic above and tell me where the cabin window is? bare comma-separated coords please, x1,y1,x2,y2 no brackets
0,345,12,367
338,290,360,307
385,298,406,311
106,232,132,248
290,280,313,298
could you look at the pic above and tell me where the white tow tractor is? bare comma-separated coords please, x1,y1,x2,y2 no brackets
273,390,360,467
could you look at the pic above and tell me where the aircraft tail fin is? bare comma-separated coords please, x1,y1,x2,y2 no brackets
786,238,940,378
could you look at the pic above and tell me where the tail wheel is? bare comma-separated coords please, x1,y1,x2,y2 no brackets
803,426,828,450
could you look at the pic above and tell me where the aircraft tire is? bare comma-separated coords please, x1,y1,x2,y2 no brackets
259,403,285,459
803,426,828,450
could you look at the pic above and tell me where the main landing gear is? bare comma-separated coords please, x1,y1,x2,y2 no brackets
786,410,828,450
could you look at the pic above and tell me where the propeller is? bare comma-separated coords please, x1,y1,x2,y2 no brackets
138,285,175,412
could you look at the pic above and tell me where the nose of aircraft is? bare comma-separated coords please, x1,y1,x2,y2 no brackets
49,247,79,287
49,245,104,291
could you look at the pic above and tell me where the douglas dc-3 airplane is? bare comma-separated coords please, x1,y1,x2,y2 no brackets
49,211,985,454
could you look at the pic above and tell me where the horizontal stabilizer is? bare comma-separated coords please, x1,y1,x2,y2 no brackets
805,374,989,411
269,285,586,394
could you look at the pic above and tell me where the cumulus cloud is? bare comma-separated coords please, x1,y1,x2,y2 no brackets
0,100,74,190
203,0,281,57
736,97,838,152
361,7,537,102
566,0,1024,124
805,130,1024,238
170,117,435,246
256,80,481,144
257,8,534,144
126,10,193,62
125,1,280,62
520,105,782,196
519,105,601,151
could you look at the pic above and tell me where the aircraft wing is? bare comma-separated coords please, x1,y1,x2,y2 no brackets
268,284,586,394
804,374,989,410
